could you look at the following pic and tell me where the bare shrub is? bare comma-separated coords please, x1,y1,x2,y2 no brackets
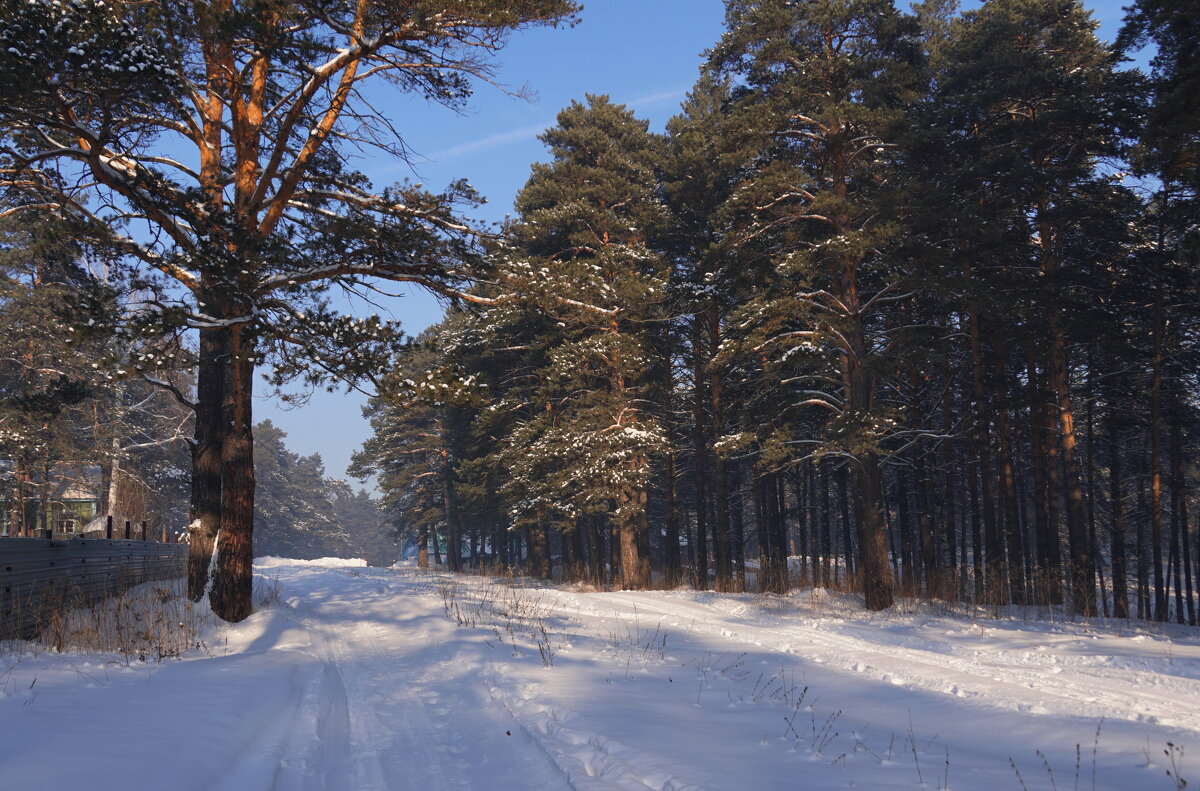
431,570,569,667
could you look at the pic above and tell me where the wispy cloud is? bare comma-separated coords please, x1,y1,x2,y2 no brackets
430,122,551,161
427,88,688,161
625,88,687,109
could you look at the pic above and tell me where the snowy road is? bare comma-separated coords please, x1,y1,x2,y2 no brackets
2,559,1199,790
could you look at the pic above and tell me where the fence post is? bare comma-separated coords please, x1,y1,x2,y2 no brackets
161,525,167,543
105,515,113,540
124,520,131,540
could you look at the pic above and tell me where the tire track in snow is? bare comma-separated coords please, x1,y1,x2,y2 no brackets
285,588,475,791
205,652,325,791
271,567,584,791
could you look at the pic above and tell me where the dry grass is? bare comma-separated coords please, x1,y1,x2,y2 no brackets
0,579,213,663
3,573,283,664
427,569,571,667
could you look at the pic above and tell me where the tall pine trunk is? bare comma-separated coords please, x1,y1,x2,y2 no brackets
968,458,984,602
969,308,1006,604
664,448,681,587
838,467,856,586
769,474,789,591
940,338,960,599
855,453,893,610
1170,401,1194,625
1150,264,1167,620
1086,362,1107,616
618,484,651,589
1032,222,1094,608
444,476,462,573
1136,471,1150,618
1109,415,1129,619
1045,324,1094,616
754,474,770,592
840,258,892,610
187,323,228,601
708,304,733,592
1025,338,1063,606
994,352,1027,605
209,323,255,623
691,318,711,590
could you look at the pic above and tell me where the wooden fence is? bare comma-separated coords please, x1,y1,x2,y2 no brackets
0,537,188,640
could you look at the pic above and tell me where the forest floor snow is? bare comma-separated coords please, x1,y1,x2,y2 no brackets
2,559,1198,790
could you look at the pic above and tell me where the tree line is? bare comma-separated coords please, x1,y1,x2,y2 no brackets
352,0,1199,621
255,419,396,564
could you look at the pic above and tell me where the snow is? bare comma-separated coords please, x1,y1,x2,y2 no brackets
2,560,1198,790
255,556,369,569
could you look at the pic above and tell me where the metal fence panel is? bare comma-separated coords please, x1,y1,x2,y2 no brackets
0,537,188,640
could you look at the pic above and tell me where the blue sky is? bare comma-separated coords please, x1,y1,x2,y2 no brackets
257,0,1137,485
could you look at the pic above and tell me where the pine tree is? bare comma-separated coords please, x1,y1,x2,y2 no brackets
1120,0,1200,623
1,219,97,535
328,481,394,566
491,96,671,590
709,0,925,610
335,0,1199,622
351,319,489,571
1120,0,1200,197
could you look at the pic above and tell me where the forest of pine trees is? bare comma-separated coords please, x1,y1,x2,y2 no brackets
354,0,1199,621
0,0,1195,623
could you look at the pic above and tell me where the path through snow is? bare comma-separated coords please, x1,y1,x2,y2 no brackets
2,559,1198,790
